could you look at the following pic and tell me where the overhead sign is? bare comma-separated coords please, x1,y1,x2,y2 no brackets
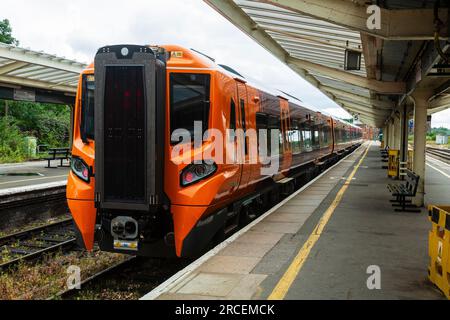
14,88,36,102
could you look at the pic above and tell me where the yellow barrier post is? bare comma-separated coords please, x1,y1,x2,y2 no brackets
388,149,399,178
407,150,413,170
428,205,450,299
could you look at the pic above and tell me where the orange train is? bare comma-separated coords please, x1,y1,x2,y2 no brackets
67,44,362,257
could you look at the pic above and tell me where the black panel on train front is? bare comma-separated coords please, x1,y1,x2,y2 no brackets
103,66,146,202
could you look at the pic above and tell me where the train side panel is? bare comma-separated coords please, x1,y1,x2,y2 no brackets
67,45,364,258
66,69,97,251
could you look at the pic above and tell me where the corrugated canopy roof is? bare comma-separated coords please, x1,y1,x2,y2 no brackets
0,43,87,95
239,0,367,76
205,0,410,127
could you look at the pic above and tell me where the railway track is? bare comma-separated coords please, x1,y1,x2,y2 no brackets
0,184,66,211
56,256,191,300
427,147,450,162
53,256,137,299
55,146,361,300
0,218,76,270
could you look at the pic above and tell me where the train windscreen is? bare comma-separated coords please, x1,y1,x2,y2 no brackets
103,66,146,202
81,74,95,141
169,73,210,142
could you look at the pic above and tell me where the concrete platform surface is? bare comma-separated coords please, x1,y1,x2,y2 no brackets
0,160,69,191
143,142,447,300
425,155,450,206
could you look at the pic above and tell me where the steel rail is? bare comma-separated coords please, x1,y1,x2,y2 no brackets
52,256,137,300
427,147,450,162
0,218,76,270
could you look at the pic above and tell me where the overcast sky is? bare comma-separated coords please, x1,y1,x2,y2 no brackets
2,0,450,128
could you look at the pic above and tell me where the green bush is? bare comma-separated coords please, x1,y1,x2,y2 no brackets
1,101,70,147
0,100,71,163
0,117,26,163
427,132,436,141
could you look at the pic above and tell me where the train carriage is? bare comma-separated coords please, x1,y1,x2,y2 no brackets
67,44,362,258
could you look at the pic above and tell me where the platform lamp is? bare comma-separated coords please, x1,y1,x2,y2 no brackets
344,48,361,71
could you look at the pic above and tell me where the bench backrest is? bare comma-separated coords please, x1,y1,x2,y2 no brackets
48,148,69,153
47,148,70,158
404,169,420,195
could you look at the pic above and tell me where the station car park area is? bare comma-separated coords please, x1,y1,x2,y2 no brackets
0,0,450,316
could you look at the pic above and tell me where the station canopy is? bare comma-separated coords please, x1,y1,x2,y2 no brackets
205,0,450,127
0,43,87,105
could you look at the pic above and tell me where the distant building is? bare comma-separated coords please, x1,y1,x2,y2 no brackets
436,135,449,145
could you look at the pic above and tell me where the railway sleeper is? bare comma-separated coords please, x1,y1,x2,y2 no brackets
20,242,51,249
35,236,72,243
9,248,35,255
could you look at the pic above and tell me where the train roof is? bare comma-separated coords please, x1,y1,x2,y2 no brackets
82,44,361,130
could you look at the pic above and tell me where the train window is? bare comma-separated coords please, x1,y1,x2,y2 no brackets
290,120,301,154
334,127,340,143
256,112,268,157
268,115,280,156
256,113,268,129
301,123,313,152
230,99,236,131
170,73,210,142
312,126,320,149
80,74,95,141
322,125,330,145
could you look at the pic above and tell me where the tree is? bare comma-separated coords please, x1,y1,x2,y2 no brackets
0,19,19,45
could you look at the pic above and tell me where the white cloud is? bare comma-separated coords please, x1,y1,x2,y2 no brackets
432,108,450,129
322,107,352,119
2,0,341,112
6,0,443,128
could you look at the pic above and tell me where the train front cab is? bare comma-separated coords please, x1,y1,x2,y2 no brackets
67,45,364,259
67,45,174,256
66,67,96,251
164,63,236,258
67,45,247,258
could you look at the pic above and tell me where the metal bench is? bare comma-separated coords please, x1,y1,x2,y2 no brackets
380,146,389,169
387,169,420,212
380,146,389,161
44,148,71,168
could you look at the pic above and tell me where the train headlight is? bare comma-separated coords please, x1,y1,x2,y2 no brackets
180,162,217,187
71,157,90,183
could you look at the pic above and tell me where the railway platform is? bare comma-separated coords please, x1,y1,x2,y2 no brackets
142,142,448,300
0,161,69,226
0,160,68,191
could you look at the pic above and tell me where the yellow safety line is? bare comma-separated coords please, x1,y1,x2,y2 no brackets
268,142,372,300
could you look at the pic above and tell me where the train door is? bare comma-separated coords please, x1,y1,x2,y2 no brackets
236,80,251,190
279,99,291,174
326,117,334,154
246,87,261,187
331,119,337,152
225,94,241,195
